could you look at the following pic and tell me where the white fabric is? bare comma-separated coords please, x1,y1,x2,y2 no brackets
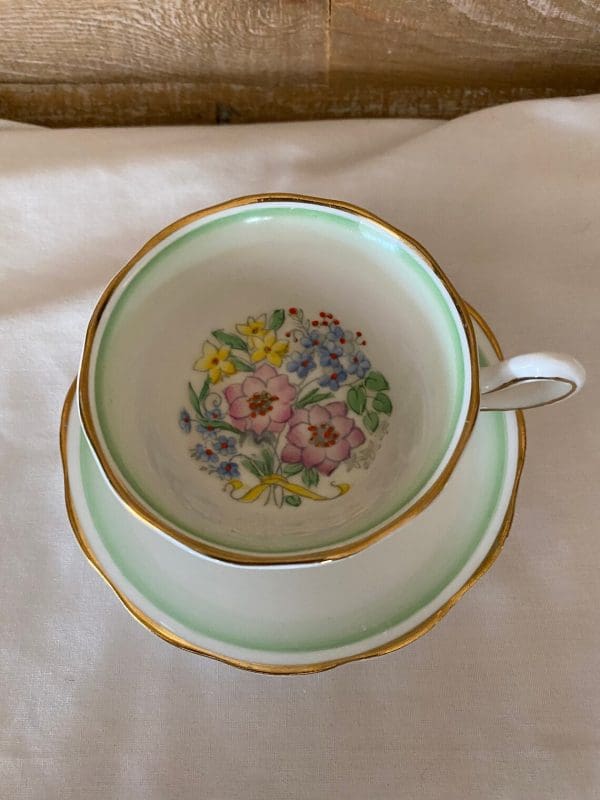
1,97,599,799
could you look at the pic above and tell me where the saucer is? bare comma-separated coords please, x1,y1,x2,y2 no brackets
61,307,525,674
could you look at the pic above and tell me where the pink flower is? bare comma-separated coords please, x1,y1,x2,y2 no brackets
281,402,366,476
224,364,296,436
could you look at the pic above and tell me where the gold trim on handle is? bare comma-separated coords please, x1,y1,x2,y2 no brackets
77,193,480,566
60,304,527,674
481,376,577,411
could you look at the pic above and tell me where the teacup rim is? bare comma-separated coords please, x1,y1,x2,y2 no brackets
78,193,480,565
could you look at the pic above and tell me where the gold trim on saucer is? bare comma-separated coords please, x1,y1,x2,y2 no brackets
77,193,480,566
60,304,526,674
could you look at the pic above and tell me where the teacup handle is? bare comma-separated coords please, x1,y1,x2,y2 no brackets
479,352,585,411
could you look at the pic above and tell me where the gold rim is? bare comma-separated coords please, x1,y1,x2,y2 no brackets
61,304,527,675
78,193,480,565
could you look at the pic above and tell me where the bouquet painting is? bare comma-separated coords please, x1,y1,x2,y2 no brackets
179,308,392,507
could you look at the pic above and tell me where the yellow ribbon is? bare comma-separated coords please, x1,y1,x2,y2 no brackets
227,474,350,503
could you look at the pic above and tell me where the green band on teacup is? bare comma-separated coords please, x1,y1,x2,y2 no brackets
94,205,466,555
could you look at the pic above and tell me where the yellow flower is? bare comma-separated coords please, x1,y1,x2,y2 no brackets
194,342,237,384
236,314,268,339
249,330,289,367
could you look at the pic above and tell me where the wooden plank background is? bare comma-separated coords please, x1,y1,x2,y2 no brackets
1,0,599,126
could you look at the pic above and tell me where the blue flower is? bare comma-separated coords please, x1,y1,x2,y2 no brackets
215,435,237,456
327,324,346,342
347,351,371,378
191,443,218,463
179,408,191,433
195,405,222,437
319,369,348,391
301,332,324,350
340,331,356,352
327,325,358,356
206,405,223,420
217,460,240,479
318,340,343,368
287,352,316,378
196,421,218,438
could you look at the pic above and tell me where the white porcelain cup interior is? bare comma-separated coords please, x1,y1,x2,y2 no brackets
82,200,476,560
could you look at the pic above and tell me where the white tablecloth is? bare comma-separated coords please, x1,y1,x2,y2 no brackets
1,97,599,799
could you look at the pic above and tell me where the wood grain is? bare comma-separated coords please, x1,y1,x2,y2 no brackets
0,0,599,126
1,80,588,127
331,0,600,86
0,1,328,83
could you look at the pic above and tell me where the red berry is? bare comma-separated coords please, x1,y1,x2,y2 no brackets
356,331,362,337
319,311,326,317
326,313,333,319
288,307,297,315
321,321,328,326
333,319,340,325
362,340,367,346
285,331,291,337
331,373,338,380
312,320,319,327
340,337,346,344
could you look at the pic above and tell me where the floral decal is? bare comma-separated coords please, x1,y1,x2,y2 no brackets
282,403,365,476
179,308,392,507
225,364,296,436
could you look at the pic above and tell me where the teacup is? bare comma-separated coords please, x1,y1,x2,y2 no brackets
78,194,584,565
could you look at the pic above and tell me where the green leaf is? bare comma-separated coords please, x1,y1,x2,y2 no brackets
268,308,285,331
247,455,270,476
302,467,319,487
283,463,304,477
295,386,319,405
363,410,379,433
261,448,274,475
365,371,390,392
372,392,392,415
240,456,263,479
302,392,333,407
296,389,334,409
197,377,210,405
347,385,367,414
197,417,240,435
188,382,201,415
285,495,302,507
211,329,249,351
303,386,321,400
229,354,254,372
253,459,268,475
